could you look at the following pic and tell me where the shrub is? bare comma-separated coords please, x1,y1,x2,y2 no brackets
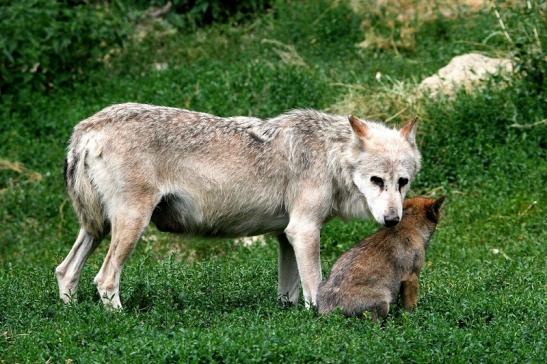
133,0,273,28
0,0,133,94
0,0,274,96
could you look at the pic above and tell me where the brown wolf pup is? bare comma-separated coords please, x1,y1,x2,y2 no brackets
317,196,445,319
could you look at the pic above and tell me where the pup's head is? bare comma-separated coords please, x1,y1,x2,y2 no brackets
349,115,421,226
402,196,446,231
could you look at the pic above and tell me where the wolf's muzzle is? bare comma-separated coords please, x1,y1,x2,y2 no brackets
384,216,400,227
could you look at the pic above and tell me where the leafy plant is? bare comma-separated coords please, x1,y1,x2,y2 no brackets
0,0,133,94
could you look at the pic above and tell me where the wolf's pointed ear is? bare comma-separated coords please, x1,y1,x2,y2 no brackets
400,118,418,147
427,196,445,223
349,115,368,140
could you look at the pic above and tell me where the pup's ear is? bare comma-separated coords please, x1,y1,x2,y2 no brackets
349,115,369,140
400,117,418,147
426,196,445,223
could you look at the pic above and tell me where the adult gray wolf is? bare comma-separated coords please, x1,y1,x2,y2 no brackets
55,103,421,309
317,196,445,319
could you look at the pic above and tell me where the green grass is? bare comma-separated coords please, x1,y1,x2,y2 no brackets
1,1,545,362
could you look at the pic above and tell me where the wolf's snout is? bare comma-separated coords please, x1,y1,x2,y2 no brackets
384,208,400,227
384,216,400,227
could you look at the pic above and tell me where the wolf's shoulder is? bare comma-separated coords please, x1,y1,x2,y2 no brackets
276,109,347,127
249,109,349,142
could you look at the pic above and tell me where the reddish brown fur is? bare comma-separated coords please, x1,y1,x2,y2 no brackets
317,196,444,319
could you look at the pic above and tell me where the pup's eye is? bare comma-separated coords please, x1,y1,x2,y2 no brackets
370,176,384,189
398,178,409,188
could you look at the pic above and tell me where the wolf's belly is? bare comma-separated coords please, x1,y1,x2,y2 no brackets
151,193,289,237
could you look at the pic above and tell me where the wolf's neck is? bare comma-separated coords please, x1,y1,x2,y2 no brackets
327,134,371,220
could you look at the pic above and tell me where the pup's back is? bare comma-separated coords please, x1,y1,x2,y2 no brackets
317,197,444,317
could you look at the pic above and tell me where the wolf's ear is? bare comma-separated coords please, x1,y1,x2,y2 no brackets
427,196,445,223
400,118,418,147
349,115,369,140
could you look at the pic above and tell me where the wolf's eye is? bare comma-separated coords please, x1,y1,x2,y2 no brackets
370,176,384,189
398,178,409,188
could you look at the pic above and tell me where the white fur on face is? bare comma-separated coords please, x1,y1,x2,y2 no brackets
353,172,404,224
353,172,384,224
351,123,420,225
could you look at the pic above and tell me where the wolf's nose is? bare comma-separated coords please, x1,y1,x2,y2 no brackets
384,216,400,227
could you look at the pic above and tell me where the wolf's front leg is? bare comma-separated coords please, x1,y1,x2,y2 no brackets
277,233,301,305
284,220,322,308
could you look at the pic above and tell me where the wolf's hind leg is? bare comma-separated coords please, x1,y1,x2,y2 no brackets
94,199,156,309
277,233,301,305
55,228,102,303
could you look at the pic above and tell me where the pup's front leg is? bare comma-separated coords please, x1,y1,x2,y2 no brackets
284,220,322,308
401,273,419,310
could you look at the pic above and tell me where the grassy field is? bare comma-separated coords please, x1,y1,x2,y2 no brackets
1,1,545,362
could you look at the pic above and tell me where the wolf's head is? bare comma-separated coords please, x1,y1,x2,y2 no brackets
348,115,421,226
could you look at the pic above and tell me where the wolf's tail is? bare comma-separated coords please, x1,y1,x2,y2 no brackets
64,138,108,239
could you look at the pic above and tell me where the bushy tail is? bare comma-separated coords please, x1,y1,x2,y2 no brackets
64,144,107,239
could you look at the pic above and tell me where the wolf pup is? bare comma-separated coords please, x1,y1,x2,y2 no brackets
317,196,445,319
56,104,421,309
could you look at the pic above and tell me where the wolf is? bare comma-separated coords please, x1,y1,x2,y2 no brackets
55,103,421,309
317,196,445,319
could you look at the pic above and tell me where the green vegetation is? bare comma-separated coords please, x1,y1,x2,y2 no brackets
1,1,545,362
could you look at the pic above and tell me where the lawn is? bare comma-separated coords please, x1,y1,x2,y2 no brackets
0,1,545,362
